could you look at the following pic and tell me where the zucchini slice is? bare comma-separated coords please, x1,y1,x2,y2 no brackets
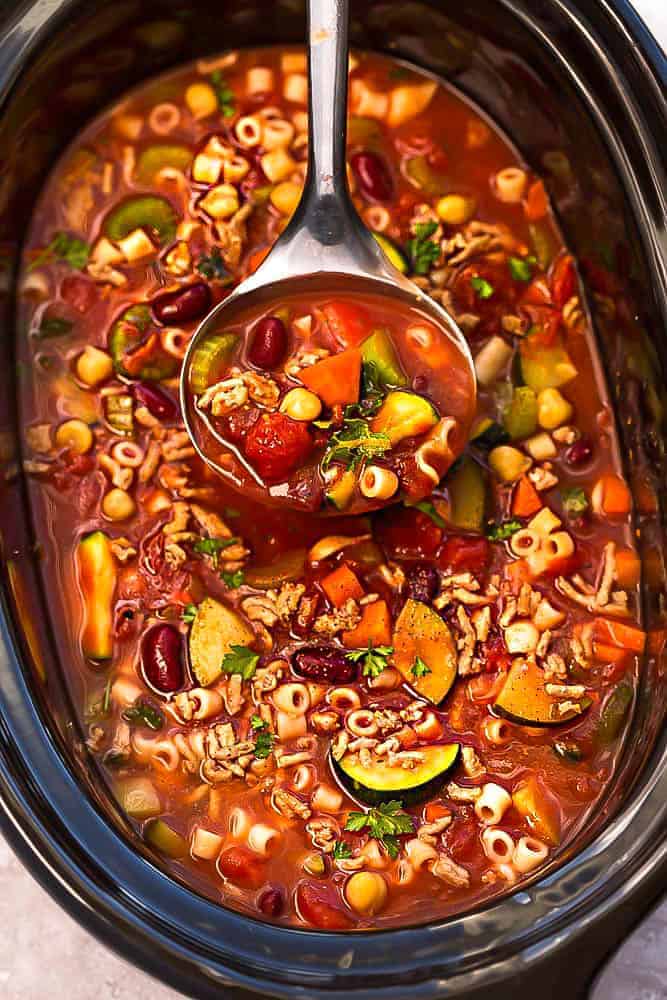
105,194,178,245
392,598,457,704
108,303,178,381
326,468,357,511
360,327,408,387
333,743,459,805
76,531,116,660
371,390,438,446
372,234,409,275
188,597,254,686
494,657,591,726
136,144,193,184
445,457,487,533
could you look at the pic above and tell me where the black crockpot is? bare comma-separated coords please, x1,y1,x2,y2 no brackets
0,1,664,997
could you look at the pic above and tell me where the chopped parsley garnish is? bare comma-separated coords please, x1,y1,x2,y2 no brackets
406,221,440,275
345,800,414,858
37,316,73,338
411,656,431,678
508,255,536,282
29,231,90,272
322,418,391,471
407,500,447,530
221,644,260,680
222,569,244,589
562,486,589,519
210,70,236,118
122,700,164,731
345,642,394,678
250,715,274,758
193,536,238,567
486,519,522,541
196,246,232,282
332,840,353,860
181,603,198,624
471,275,495,299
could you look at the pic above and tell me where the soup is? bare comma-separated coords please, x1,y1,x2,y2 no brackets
17,46,642,930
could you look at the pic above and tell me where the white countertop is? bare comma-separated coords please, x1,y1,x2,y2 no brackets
1,2,665,997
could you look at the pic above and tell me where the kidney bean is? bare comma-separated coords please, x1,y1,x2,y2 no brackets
406,563,439,603
151,281,211,325
296,881,353,930
133,381,180,422
257,885,285,917
248,316,288,370
350,151,394,203
565,436,593,467
141,623,184,694
219,846,265,889
292,646,356,684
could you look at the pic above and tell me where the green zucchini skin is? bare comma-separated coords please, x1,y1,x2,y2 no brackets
332,743,459,806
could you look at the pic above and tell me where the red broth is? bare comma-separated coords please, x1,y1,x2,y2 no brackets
16,47,641,930
185,290,475,512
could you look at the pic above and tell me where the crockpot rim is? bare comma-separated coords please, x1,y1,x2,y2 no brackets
0,0,665,996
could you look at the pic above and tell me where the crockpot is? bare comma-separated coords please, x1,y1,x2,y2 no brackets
0,1,664,997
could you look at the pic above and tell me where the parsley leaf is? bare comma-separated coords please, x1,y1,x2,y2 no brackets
222,569,244,589
250,716,274,758
29,231,90,272
471,275,494,299
210,70,236,118
411,655,431,678
508,255,536,282
322,418,391,471
406,222,440,276
196,246,232,282
221,644,259,680
345,800,414,858
486,519,522,541
345,642,394,678
122,700,164,731
332,840,352,860
193,536,238,556
250,714,265,730
562,486,588,519
182,603,198,624
407,500,446,530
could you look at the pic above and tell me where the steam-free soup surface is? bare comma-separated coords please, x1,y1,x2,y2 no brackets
18,47,641,930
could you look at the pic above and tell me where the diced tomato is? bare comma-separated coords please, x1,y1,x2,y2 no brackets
512,476,542,518
244,412,312,482
479,634,512,674
376,506,443,559
60,274,98,313
322,301,370,347
524,179,548,222
550,253,577,309
122,332,162,377
445,819,479,862
437,535,490,573
520,278,552,306
521,305,561,347
218,847,266,889
296,881,353,930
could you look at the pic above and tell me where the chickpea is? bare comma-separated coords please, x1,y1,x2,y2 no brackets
76,345,113,387
184,81,218,119
54,419,93,455
270,181,303,216
280,387,322,422
345,871,388,916
102,487,136,521
436,194,476,225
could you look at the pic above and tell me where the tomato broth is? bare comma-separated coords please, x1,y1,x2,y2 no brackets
17,47,641,930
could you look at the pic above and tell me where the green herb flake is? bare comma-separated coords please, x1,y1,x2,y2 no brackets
249,715,274,757
37,316,73,338
28,231,90,272
193,536,239,567
561,486,589,519
508,255,536,282
210,70,236,118
221,644,260,680
345,800,414,858
332,840,353,860
345,642,394,678
181,603,198,624
222,569,244,589
486,519,522,541
471,275,495,299
406,221,440,276
322,418,391,471
196,246,232,282
122,700,164,731
411,655,431,678
250,714,266,730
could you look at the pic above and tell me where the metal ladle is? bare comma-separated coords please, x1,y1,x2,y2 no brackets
181,0,476,504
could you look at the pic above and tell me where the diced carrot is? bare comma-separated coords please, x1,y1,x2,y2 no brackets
614,548,641,589
592,617,646,653
342,599,392,648
591,474,632,518
520,277,552,307
593,642,630,665
524,179,548,221
505,558,532,592
321,563,364,608
423,801,451,823
322,302,370,346
395,725,419,748
247,246,270,274
299,347,362,407
512,476,543,518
